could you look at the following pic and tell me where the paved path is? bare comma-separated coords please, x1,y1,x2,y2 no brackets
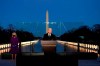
79,60,100,66
0,59,100,66
0,59,16,66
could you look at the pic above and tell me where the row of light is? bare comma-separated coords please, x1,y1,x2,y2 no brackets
21,40,39,47
66,42,98,53
57,41,78,46
57,40,66,45
64,42,98,53
80,47,98,53
0,40,99,54
80,43,98,50
0,40,39,54
0,44,11,49
66,42,98,50
58,40,99,53
0,48,10,54
0,40,39,49
57,40,99,50
67,42,78,46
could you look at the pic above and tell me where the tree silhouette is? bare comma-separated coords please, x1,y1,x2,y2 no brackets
60,25,100,45
0,25,35,44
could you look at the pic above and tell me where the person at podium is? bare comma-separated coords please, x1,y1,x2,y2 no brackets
43,28,56,40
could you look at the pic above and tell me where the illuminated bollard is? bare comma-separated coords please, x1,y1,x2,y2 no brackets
93,45,95,49
5,44,7,48
2,45,4,49
95,45,98,49
88,44,90,48
3,45,5,49
90,44,91,49
0,45,1,49
92,44,93,49
0,45,2,49
94,45,96,49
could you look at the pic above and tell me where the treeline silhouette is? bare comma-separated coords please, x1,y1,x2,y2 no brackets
60,24,100,45
1,24,100,45
0,25,34,44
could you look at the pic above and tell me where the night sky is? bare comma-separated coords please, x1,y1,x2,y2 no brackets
0,0,100,36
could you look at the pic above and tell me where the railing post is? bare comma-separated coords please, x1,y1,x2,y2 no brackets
30,41,31,53
19,42,22,54
32,41,34,53
64,43,66,52
77,42,80,53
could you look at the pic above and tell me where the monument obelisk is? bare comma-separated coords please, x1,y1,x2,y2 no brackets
46,10,49,33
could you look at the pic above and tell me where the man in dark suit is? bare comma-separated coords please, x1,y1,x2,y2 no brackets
43,28,56,40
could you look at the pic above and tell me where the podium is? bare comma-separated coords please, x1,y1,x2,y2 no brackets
41,40,57,54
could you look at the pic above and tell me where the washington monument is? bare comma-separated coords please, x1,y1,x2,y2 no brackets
46,10,49,33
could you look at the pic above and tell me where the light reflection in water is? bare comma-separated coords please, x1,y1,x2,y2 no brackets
66,42,98,53
0,40,99,54
57,41,98,53
0,40,39,54
0,48,10,54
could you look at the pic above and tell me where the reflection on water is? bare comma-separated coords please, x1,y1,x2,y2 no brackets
65,42,98,53
66,44,78,52
0,40,39,54
0,44,11,55
56,43,64,52
0,44,11,49
57,41,98,53
79,47,98,53
66,44,98,53
0,41,99,55
0,48,10,55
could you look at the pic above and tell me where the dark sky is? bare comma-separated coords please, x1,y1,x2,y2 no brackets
0,0,100,36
